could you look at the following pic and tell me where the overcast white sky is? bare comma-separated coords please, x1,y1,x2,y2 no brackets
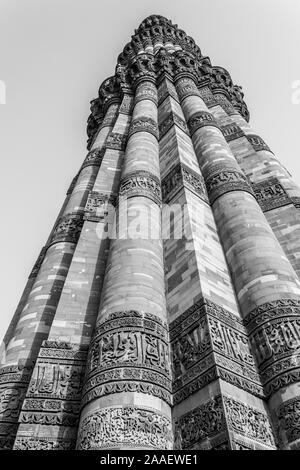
0,0,299,343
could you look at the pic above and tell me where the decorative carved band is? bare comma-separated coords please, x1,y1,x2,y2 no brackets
128,117,159,140
221,123,245,142
244,299,300,397
84,191,117,222
252,177,292,212
119,170,161,205
134,84,158,106
49,213,84,246
277,396,300,448
105,132,127,151
15,341,88,446
188,111,220,135
161,162,208,203
28,246,47,278
77,405,173,450
170,298,263,405
247,134,273,154
81,148,106,170
14,437,77,450
0,364,34,449
81,311,172,407
174,395,226,449
205,168,254,204
159,112,189,139
223,396,276,448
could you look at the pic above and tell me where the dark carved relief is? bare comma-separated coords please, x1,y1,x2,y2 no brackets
17,342,88,439
105,132,127,151
161,162,208,203
81,147,106,170
170,298,263,406
14,437,76,450
49,213,84,246
221,123,245,142
82,311,172,407
159,112,189,139
244,299,300,397
119,170,162,206
252,177,292,212
84,191,117,222
205,167,254,204
247,134,273,154
223,396,276,448
277,396,300,447
174,395,226,449
188,111,220,135
0,365,33,449
77,405,173,450
28,246,47,278
128,117,159,141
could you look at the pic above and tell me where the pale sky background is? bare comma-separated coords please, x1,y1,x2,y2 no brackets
0,0,299,343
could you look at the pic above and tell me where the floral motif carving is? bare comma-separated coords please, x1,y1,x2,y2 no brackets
77,405,173,450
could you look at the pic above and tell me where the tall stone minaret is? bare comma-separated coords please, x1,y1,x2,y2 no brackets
1,14,300,451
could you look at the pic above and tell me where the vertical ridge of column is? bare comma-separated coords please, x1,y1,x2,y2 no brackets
12,99,127,450
175,72,300,449
76,61,173,451
0,100,120,450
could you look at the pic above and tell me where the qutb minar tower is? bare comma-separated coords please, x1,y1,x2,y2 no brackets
1,14,300,451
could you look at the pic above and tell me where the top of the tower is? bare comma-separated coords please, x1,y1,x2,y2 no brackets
136,15,174,32
86,15,250,148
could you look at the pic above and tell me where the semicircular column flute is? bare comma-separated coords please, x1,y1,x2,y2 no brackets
76,73,173,450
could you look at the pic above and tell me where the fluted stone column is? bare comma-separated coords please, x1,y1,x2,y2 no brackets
0,103,119,450
175,74,300,449
76,76,173,450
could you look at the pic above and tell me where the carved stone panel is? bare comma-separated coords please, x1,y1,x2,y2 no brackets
161,163,207,203
49,214,84,246
119,170,162,205
252,177,292,212
84,191,117,222
82,311,172,407
77,405,173,450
